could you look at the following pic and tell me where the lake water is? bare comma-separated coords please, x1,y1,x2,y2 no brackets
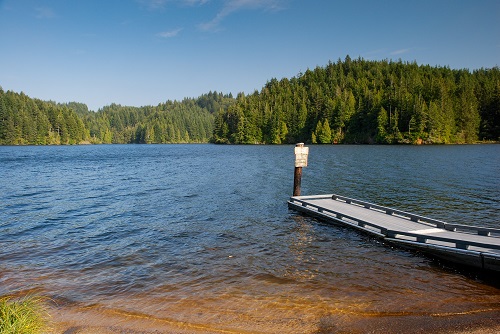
1,144,499,333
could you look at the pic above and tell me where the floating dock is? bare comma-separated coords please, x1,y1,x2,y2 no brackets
288,194,500,272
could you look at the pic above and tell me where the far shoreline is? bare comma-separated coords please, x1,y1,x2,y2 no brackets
1,140,499,147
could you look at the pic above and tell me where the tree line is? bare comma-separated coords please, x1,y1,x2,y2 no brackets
1,56,499,145
0,90,87,145
0,90,232,145
213,56,499,144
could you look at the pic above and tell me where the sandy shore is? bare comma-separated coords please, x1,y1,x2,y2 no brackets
44,303,500,334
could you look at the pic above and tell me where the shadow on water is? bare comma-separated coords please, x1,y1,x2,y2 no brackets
299,211,500,290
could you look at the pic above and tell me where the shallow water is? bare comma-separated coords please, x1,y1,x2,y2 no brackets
1,144,499,332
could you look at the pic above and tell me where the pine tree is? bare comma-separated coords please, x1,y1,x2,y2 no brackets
317,119,332,144
376,107,389,143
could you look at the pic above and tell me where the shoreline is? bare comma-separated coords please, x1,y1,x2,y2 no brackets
1,140,500,147
44,302,500,334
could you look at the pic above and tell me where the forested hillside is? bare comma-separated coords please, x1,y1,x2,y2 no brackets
1,57,499,145
80,94,230,144
0,90,232,145
213,57,500,144
0,89,88,145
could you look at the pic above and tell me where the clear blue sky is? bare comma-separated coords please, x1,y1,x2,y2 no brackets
1,0,499,111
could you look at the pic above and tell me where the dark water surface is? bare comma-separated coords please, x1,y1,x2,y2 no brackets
1,144,499,333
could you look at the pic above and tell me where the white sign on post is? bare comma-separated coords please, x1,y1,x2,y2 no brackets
294,144,309,167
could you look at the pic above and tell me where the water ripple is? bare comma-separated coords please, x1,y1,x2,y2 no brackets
0,144,499,332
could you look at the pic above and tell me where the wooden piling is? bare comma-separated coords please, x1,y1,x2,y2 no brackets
293,166,302,196
293,143,308,196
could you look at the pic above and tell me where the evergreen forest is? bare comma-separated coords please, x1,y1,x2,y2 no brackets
0,90,232,145
213,56,500,144
1,56,499,145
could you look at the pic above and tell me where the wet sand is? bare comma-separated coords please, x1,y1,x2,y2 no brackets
45,303,500,334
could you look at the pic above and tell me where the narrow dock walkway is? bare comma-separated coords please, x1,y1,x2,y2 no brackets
288,194,500,272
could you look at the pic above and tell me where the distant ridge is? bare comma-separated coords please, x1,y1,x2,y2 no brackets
1,57,499,145
212,56,500,144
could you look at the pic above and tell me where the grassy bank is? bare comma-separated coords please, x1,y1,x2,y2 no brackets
0,296,47,334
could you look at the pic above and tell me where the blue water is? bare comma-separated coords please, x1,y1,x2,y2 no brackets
0,144,499,333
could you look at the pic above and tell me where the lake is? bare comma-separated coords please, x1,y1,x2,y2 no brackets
0,144,499,333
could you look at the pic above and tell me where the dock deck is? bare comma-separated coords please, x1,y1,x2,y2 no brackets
288,194,500,272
